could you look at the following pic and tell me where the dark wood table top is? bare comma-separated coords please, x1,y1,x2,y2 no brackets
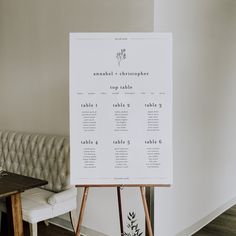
0,171,48,197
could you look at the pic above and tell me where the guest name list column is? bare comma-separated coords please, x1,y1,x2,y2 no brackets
70,33,172,185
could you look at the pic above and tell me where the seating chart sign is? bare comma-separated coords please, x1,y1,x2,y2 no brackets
70,33,172,185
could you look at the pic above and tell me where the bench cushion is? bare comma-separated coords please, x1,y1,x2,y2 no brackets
0,187,77,224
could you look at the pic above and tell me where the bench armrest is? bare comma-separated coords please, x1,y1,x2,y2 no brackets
47,187,77,205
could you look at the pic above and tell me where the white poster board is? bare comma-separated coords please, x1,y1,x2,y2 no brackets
70,33,172,186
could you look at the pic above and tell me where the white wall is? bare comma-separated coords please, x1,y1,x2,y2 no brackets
155,0,236,235
0,0,153,135
0,1,153,235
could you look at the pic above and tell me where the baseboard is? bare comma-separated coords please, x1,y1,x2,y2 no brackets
176,196,236,236
48,217,73,232
49,217,108,236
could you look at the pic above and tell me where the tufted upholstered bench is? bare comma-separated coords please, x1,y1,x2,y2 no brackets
0,130,77,236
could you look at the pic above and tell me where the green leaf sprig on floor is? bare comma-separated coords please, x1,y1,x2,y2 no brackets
124,211,143,236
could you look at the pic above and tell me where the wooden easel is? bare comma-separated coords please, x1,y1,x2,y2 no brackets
75,184,169,236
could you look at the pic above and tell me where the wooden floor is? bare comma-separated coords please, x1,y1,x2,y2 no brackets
193,205,236,236
1,214,74,236
2,205,236,236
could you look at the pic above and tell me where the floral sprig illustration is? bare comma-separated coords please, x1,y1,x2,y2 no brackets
116,49,126,66
123,211,143,236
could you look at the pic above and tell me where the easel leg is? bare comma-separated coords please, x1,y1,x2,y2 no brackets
140,187,153,236
117,187,124,235
75,187,89,236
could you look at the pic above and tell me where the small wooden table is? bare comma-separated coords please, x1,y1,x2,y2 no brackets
0,171,48,236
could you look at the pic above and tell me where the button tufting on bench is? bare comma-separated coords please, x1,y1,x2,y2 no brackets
0,131,70,193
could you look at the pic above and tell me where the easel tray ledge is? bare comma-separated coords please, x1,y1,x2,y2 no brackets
75,184,171,187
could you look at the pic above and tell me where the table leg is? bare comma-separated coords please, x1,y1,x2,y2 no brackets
6,193,24,236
